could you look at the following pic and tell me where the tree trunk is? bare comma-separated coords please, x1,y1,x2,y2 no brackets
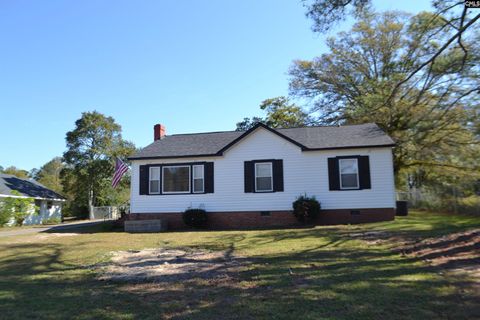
88,187,94,220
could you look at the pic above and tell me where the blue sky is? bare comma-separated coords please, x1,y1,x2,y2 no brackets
0,0,432,170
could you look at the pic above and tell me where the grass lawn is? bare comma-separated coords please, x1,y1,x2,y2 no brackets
0,211,479,319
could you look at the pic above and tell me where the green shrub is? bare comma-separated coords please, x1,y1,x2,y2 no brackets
0,191,38,226
0,200,10,226
182,208,208,228
292,195,321,222
457,196,480,215
42,217,62,225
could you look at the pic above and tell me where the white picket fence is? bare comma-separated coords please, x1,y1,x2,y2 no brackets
91,206,129,220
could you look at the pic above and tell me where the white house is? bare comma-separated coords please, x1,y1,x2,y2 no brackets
128,123,396,229
0,174,65,225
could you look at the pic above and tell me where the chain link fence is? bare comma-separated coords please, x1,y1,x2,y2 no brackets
91,205,130,220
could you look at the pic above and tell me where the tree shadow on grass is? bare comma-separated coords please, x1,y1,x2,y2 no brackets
0,233,478,319
41,221,122,234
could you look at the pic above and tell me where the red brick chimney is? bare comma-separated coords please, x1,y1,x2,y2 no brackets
154,124,166,141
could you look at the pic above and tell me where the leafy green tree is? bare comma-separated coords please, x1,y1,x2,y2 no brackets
235,116,264,131
34,157,64,194
236,96,312,131
302,1,480,83
303,0,370,32
0,191,38,226
61,111,135,219
2,166,29,179
288,11,480,182
261,97,312,128
29,168,39,179
0,200,10,226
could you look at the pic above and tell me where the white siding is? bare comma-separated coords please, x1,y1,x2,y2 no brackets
23,200,62,225
130,127,396,213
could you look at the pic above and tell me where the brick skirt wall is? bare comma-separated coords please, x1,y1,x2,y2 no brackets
128,208,395,230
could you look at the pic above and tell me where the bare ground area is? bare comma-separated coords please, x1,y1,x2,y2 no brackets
352,228,480,284
98,228,479,286
36,233,79,240
400,229,480,280
97,248,247,283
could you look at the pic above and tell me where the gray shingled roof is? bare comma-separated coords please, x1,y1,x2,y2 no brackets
130,123,394,159
0,174,65,200
278,123,394,149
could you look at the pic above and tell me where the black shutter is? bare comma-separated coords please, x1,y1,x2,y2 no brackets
139,165,149,195
204,162,214,193
272,159,284,192
358,156,371,189
244,161,254,193
328,158,340,191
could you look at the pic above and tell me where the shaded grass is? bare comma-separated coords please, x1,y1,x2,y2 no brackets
0,211,479,319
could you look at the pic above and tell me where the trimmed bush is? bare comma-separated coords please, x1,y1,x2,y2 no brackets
182,208,208,228
292,195,321,222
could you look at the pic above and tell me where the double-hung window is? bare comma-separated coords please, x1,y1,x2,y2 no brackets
141,162,213,195
255,162,273,192
192,165,204,193
339,158,359,189
149,167,161,194
162,165,190,193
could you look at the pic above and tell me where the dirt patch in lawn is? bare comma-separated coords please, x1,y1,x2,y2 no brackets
36,233,79,239
3,232,80,244
97,248,247,283
399,229,480,280
350,231,398,245
353,228,480,282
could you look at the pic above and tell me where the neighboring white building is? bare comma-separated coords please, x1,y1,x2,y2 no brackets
0,174,65,225
128,123,396,229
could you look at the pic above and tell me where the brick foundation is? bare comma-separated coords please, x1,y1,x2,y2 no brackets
128,208,395,230
317,208,395,225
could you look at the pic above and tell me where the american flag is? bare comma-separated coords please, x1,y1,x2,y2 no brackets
112,158,129,188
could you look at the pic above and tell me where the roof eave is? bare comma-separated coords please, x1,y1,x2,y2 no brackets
129,143,396,160
128,153,223,161
302,143,396,151
0,194,67,201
